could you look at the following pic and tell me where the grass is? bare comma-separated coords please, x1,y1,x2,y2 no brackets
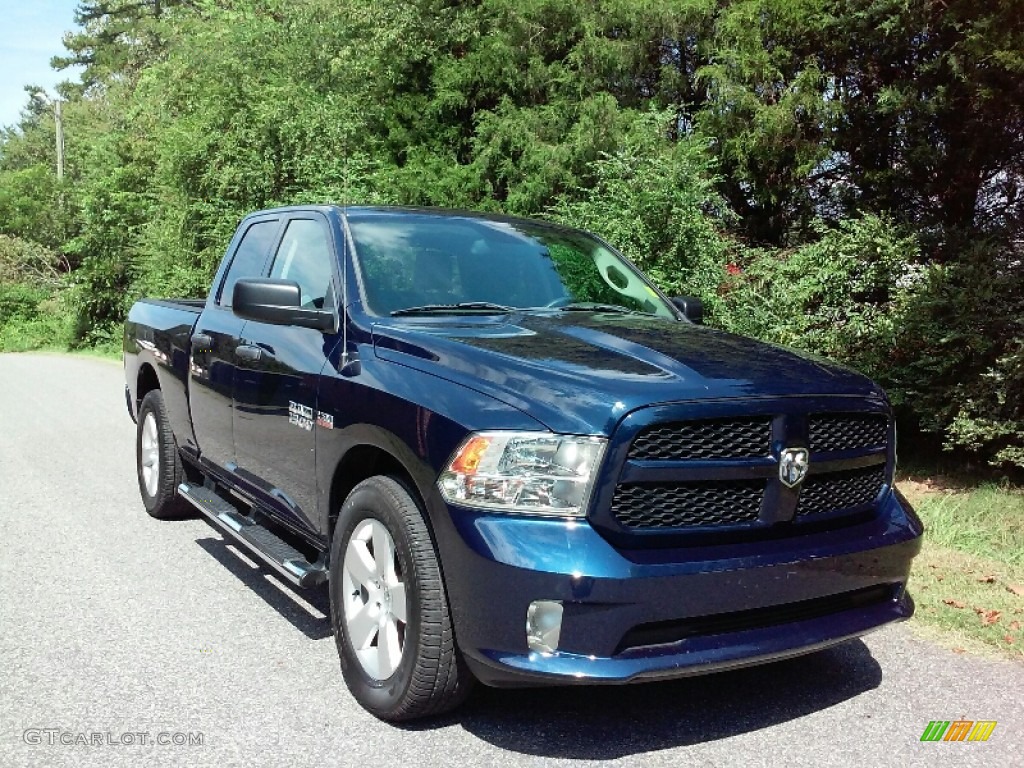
0,288,121,360
0,312,74,352
899,476,1024,660
28,346,121,362
71,345,121,361
0,334,121,361
0,339,121,361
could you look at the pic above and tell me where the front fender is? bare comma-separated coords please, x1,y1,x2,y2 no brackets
314,349,547,537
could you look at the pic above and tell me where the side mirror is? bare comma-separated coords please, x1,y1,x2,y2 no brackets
671,296,704,324
232,278,336,332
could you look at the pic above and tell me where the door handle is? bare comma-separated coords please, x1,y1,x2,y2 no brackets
235,343,263,363
191,333,213,351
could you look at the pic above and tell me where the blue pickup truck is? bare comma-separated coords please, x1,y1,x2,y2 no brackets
124,205,923,720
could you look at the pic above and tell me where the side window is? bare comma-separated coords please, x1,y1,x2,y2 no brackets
219,220,279,307
269,219,335,309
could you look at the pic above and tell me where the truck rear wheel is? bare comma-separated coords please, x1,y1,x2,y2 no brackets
329,475,473,720
136,390,190,520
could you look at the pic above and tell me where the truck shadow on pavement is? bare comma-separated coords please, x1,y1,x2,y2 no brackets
194,537,333,640
421,640,882,758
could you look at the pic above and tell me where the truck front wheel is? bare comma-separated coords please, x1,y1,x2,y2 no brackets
329,475,473,720
135,390,189,520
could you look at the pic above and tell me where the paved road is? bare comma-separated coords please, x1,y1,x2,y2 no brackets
1,353,1021,767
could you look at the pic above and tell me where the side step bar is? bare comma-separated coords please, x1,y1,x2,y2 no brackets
178,482,328,588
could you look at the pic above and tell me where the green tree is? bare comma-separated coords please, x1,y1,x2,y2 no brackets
53,0,190,88
552,110,731,317
697,0,1024,250
2,0,1022,469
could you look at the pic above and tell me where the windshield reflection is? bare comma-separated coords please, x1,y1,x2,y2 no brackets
347,212,675,318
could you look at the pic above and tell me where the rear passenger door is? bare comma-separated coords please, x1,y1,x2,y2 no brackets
231,213,341,533
190,215,281,472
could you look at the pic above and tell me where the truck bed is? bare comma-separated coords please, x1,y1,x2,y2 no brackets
136,298,206,311
123,297,205,436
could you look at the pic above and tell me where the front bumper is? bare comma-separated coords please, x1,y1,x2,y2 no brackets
428,489,923,687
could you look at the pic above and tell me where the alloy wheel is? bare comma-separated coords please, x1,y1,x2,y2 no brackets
140,412,160,497
342,518,408,679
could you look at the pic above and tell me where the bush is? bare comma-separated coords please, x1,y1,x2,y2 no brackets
718,218,1024,470
0,283,49,325
0,283,76,352
551,111,733,320
0,165,67,250
0,235,66,288
902,247,1024,469
716,214,914,379
948,346,1024,466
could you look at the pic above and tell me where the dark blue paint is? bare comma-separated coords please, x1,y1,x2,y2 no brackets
471,593,913,684
370,312,884,436
124,205,923,687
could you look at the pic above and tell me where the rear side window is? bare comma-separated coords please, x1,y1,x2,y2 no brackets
218,220,279,306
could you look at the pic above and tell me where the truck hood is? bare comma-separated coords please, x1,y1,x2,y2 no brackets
371,312,885,434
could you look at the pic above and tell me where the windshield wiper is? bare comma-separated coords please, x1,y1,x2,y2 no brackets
555,302,642,315
390,302,517,317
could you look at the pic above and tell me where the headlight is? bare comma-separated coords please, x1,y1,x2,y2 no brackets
438,431,607,516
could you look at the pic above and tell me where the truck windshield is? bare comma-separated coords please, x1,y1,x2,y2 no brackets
347,212,676,318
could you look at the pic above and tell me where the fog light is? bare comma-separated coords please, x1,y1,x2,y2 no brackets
526,600,563,654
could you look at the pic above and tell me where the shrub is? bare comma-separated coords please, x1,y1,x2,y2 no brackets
0,235,66,288
0,283,49,324
904,249,1024,469
0,283,75,352
716,214,913,380
718,218,1024,470
551,111,732,320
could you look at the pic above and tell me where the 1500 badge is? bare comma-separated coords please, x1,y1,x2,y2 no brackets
289,401,333,431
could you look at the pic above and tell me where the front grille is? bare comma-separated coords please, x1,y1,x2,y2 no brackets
797,465,886,517
628,417,771,460
611,408,889,540
615,584,894,653
611,480,764,529
809,413,888,453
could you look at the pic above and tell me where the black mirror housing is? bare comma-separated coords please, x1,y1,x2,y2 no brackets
232,278,335,332
671,296,704,324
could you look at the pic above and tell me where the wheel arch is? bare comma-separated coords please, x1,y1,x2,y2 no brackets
136,362,160,410
324,428,445,550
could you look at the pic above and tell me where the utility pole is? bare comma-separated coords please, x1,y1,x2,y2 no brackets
54,100,65,181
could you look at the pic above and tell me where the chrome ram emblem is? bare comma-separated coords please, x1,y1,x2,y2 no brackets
779,447,810,488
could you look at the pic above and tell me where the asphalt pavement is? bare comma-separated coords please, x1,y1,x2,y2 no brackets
1,353,1020,767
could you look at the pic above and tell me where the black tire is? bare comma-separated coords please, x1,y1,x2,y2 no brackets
329,475,473,721
136,390,190,520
